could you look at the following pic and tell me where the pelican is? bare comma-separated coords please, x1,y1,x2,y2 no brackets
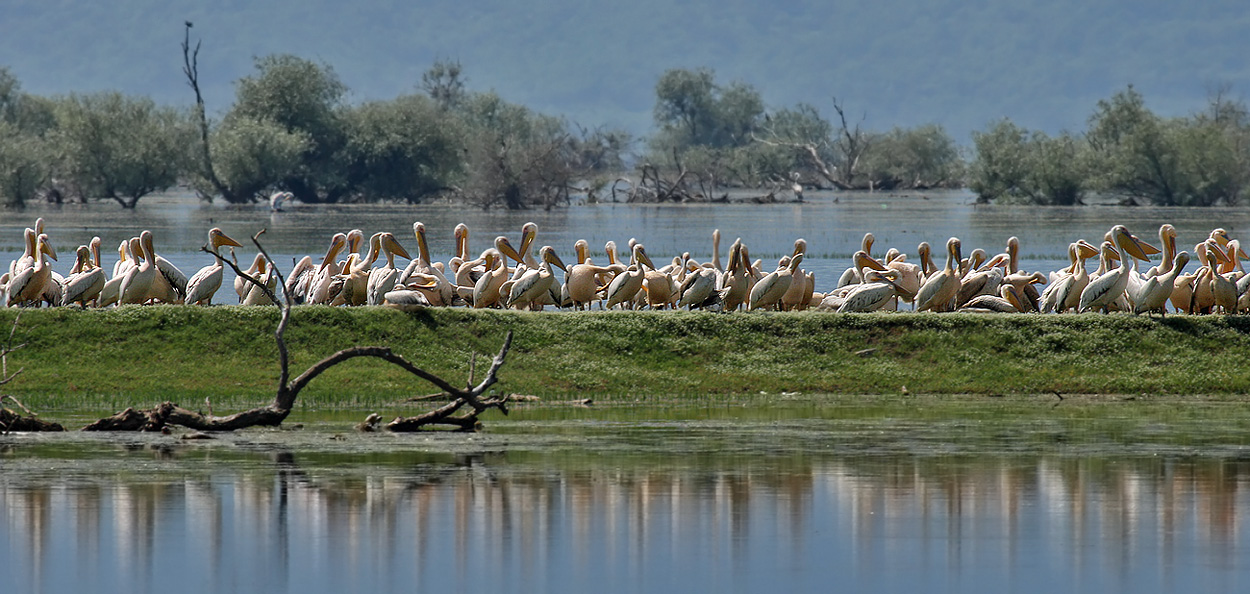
1134,252,1191,316
961,284,1027,313
269,190,293,212
1078,226,1153,313
781,239,810,310
817,251,887,311
308,233,348,304
382,288,431,311
1144,224,1179,278
120,231,180,304
837,269,913,313
1207,241,1238,314
603,245,653,310
100,237,142,307
677,264,719,309
182,228,244,305
956,253,1008,307
329,232,385,306
367,232,413,305
4,233,56,307
718,241,751,311
915,238,962,312
837,233,876,287
61,245,106,307
241,257,279,305
711,229,723,272
472,250,509,308
285,256,316,305
566,240,620,310
399,222,455,306
507,246,566,309
748,254,803,311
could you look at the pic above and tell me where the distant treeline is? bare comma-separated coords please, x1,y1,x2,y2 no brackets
0,40,1246,208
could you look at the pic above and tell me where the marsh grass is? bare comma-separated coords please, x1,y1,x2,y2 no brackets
3,307,1249,418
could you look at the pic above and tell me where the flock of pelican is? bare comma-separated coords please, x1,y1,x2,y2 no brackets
2,217,1247,316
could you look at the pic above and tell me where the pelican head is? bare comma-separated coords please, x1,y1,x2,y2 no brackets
518,222,538,258
633,244,656,270
319,233,348,272
853,250,887,272
454,223,469,257
208,228,243,251
540,245,567,272
862,233,875,255
382,232,412,260
346,229,365,254
38,233,58,261
792,238,807,258
494,236,523,264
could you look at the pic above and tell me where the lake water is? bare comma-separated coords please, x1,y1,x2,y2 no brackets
5,193,1250,592
3,408,1249,594
4,190,1249,292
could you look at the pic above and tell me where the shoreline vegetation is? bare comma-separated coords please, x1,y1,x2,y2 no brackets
2,307,1247,421
3,23,1248,210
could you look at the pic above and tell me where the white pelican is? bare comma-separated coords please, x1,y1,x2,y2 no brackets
837,233,876,288
718,241,751,311
677,264,719,309
915,238,962,312
285,256,316,304
330,232,384,306
367,232,413,306
748,254,803,311
308,233,348,304
837,269,913,313
1078,226,1153,313
781,239,810,311
1134,252,1190,316
60,245,106,307
100,237,142,307
120,231,179,304
603,245,653,309
382,288,431,311
183,228,245,305
4,233,56,307
566,240,621,310
399,222,455,306
472,250,509,308
507,246,566,309
241,257,278,305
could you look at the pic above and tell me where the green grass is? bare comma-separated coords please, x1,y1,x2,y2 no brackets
2,307,1249,418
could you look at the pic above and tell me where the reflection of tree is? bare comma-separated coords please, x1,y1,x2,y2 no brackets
0,449,1246,589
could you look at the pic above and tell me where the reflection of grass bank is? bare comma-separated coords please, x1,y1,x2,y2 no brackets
3,307,1249,417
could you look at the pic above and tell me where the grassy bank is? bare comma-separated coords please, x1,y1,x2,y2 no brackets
1,307,1248,415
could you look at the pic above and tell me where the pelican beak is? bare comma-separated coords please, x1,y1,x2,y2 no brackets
1076,240,1100,259
857,252,888,271
1119,230,1153,260
637,246,656,270
41,238,58,261
385,234,412,260
1206,241,1231,265
544,248,568,272
496,237,523,264
217,232,243,249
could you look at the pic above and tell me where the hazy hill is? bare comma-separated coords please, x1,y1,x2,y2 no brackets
4,0,1248,142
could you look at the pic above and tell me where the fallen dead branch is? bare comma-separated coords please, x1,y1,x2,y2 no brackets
84,230,515,433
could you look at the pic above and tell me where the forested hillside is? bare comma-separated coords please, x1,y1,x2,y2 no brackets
4,0,1248,141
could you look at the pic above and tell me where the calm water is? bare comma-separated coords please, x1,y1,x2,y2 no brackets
3,190,1249,290
5,194,1250,592
2,413,1249,594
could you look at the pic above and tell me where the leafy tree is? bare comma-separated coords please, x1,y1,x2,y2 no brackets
51,92,191,208
340,94,464,203
202,116,310,202
969,119,1031,203
0,121,51,207
1085,86,1185,205
230,54,348,202
860,124,962,190
652,68,763,152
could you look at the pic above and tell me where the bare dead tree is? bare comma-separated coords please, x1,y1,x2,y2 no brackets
182,22,247,204
84,230,514,432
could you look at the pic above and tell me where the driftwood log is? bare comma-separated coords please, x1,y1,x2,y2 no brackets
84,230,514,433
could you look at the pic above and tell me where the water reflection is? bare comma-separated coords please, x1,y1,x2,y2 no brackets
2,441,1247,593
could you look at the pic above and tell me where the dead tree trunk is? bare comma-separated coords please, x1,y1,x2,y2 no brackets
84,230,514,432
